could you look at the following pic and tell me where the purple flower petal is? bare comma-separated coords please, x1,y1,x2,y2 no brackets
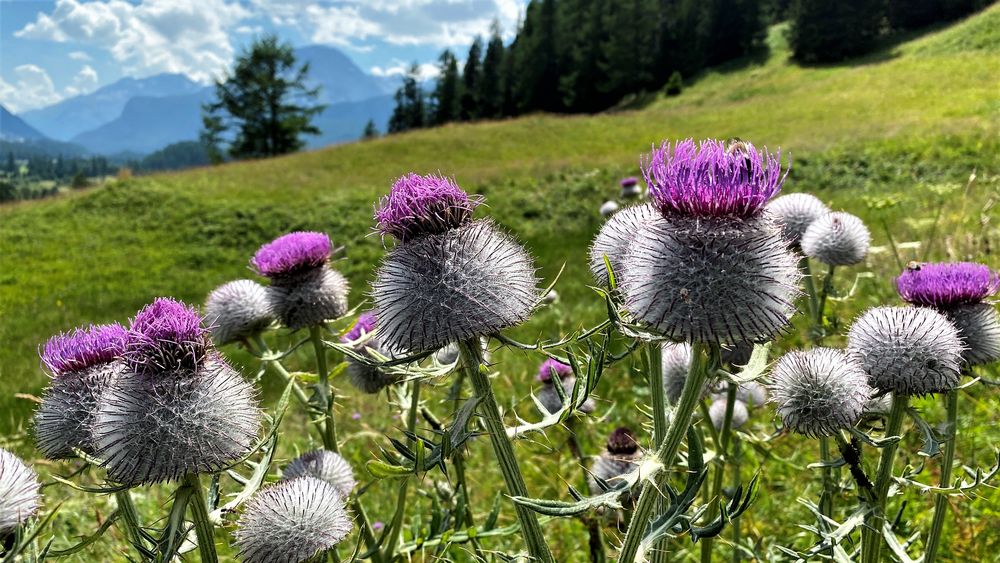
375,173,480,241
125,298,209,374
40,323,128,376
897,262,1000,309
537,358,573,382
251,232,332,278
341,311,377,343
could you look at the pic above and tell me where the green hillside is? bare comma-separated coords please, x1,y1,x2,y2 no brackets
1,7,999,560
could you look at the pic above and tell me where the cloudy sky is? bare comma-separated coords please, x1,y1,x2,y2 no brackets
0,0,526,113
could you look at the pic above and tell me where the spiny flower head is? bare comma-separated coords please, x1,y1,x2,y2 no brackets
847,306,964,395
896,262,999,309
801,212,870,266
537,358,573,382
283,449,356,498
945,303,1000,366
342,311,378,343
125,298,209,374
620,177,639,188
35,360,122,459
642,139,786,218
606,427,639,455
40,323,127,376
251,232,332,279
376,173,480,242
204,279,273,345
769,348,872,437
236,476,353,563
708,398,749,430
765,193,830,245
589,203,658,287
0,448,40,534
266,265,350,329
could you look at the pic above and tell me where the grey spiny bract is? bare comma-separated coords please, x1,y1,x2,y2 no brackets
766,193,830,246
204,279,274,345
282,449,356,498
0,448,40,535
35,362,122,459
801,212,870,266
944,303,1000,366
847,306,963,395
589,203,658,287
267,265,350,330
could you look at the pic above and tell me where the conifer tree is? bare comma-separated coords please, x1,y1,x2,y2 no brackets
460,37,483,120
388,64,426,133
431,50,461,125
477,21,506,119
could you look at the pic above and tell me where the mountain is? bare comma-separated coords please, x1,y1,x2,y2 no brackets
2,105,48,141
21,73,202,141
309,94,395,147
294,45,394,103
70,89,214,155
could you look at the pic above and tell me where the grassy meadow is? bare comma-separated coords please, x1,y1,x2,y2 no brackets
1,6,999,561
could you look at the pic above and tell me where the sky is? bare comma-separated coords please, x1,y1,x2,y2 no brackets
0,0,526,113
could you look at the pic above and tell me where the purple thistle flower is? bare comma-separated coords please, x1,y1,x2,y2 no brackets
124,298,209,374
642,139,786,218
40,323,127,376
537,358,573,382
251,232,332,279
375,173,480,241
341,311,378,343
620,177,639,188
373,521,385,531
896,262,1000,309
606,427,639,456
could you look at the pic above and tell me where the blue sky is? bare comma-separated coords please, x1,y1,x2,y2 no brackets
0,0,525,113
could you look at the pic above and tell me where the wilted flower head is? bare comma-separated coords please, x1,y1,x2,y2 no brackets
251,232,331,279
236,476,353,563
124,298,209,374
537,358,573,382
600,200,620,217
0,448,40,534
93,353,260,485
643,139,786,218
376,173,479,242
708,398,749,430
765,193,830,245
374,219,538,353
945,303,1000,366
769,348,872,437
36,324,126,459
622,213,800,343
800,212,870,266
847,306,963,395
589,203,659,287
896,262,999,309
283,450,356,498
204,280,273,345
40,323,127,375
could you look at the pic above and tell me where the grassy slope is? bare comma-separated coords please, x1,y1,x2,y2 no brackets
1,7,999,560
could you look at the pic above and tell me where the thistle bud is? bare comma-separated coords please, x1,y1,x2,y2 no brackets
204,279,274,345
0,448,40,535
801,212,870,266
765,193,830,246
769,348,872,437
708,398,749,430
282,449,356,498
536,358,595,414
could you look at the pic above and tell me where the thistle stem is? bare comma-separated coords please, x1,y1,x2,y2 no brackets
383,380,421,559
645,343,672,563
924,389,959,563
860,394,909,563
702,382,737,563
819,436,834,518
457,338,554,563
310,326,340,453
183,473,218,563
619,342,710,563
800,256,819,323
731,436,743,563
113,490,146,553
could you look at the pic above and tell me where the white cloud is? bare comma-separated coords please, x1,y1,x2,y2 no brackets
68,50,92,61
370,61,440,81
0,65,63,112
64,64,99,96
304,4,380,49
15,0,251,83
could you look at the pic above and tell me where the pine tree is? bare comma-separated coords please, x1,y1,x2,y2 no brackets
789,0,884,63
599,0,658,101
361,120,380,140
202,35,324,159
704,0,766,65
430,50,461,125
388,63,427,133
558,0,609,112
460,37,483,120
477,21,506,119
512,0,561,112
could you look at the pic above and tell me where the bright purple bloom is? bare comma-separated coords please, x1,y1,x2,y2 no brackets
620,177,639,188
251,232,332,278
897,262,1000,309
40,323,128,376
375,173,480,241
351,412,362,421
372,521,385,531
537,358,573,382
341,311,377,343
642,139,786,218
125,298,209,373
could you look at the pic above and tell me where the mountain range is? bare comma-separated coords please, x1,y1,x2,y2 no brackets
2,45,400,158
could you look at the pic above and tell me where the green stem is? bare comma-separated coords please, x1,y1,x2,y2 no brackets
815,264,836,330
113,490,146,554
924,389,958,563
250,334,312,407
184,474,218,563
619,343,710,563
458,338,554,563
702,382,737,563
383,380,422,559
819,436,834,518
731,437,742,563
800,256,819,323
310,326,339,453
881,218,905,272
860,394,909,563
645,343,672,563
160,483,193,560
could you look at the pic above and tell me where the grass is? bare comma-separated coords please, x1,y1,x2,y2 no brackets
1,6,999,561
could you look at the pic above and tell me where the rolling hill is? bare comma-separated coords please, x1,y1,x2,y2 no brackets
1,7,999,560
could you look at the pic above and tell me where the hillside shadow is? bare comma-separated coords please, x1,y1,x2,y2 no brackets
792,19,956,69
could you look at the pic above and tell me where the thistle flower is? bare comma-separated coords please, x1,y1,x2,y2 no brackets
642,139,785,218
204,279,274,345
847,306,963,395
769,348,873,437
36,324,127,459
341,312,400,393
708,398,749,430
374,219,539,354
662,342,694,405
945,303,1000,366
734,381,768,408
253,232,349,330
0,448,40,535
282,450,356,498
93,300,260,485
765,193,830,246
896,262,999,309
536,358,595,414
620,177,642,198
589,203,659,287
620,177,639,188
800,212,870,266
375,174,480,242
600,200,620,217
342,311,377,342
588,427,641,494
236,476,353,563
